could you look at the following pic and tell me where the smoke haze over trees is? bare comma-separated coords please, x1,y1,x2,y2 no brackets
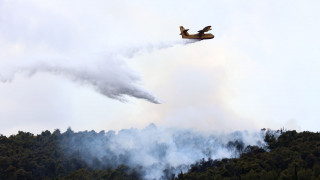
0,124,265,179
177,130,320,179
1,125,319,179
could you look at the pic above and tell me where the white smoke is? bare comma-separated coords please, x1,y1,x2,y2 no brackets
62,124,266,179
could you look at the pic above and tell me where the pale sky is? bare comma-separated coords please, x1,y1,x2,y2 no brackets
1,0,320,135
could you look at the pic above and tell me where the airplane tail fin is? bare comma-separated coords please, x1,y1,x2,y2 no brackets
180,26,189,38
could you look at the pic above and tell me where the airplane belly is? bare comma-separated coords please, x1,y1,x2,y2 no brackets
183,34,214,40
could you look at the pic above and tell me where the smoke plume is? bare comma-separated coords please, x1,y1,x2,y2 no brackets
62,124,266,179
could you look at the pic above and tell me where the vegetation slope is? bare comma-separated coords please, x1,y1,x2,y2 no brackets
0,129,319,179
177,130,320,180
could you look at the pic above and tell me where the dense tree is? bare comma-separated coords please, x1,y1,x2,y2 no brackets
177,131,320,180
0,129,142,180
1,129,320,179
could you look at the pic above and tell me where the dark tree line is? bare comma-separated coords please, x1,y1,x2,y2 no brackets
175,130,320,180
1,129,320,179
0,129,142,180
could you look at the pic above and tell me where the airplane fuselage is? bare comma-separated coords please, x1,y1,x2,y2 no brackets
182,33,214,40
179,26,214,40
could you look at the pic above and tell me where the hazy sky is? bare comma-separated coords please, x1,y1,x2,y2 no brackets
1,0,320,135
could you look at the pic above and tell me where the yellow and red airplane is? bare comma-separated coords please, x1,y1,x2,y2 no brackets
180,26,214,40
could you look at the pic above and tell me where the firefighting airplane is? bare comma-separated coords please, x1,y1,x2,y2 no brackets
179,26,214,40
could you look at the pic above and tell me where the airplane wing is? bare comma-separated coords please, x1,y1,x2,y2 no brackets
197,26,212,38
198,26,212,33
198,31,204,38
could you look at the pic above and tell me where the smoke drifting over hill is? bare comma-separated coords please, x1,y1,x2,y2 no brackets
63,124,265,179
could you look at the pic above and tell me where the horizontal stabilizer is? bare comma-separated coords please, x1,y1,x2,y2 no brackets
180,28,190,35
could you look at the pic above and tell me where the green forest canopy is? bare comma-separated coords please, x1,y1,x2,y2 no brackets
0,129,319,180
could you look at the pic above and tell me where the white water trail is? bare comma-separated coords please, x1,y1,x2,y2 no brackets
0,40,198,104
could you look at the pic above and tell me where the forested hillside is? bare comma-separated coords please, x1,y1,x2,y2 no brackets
0,129,142,180
0,129,319,179
177,131,320,180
